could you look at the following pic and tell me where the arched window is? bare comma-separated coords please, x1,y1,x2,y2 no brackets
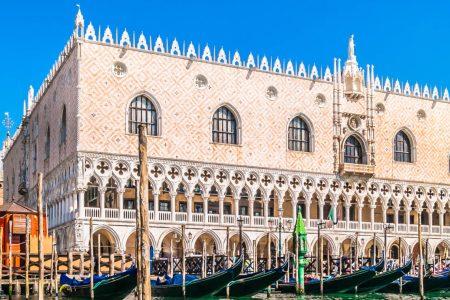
85,177,99,207
60,105,67,144
212,106,238,144
128,95,158,135
45,126,51,159
394,131,412,162
288,116,310,151
344,136,364,164
105,178,118,208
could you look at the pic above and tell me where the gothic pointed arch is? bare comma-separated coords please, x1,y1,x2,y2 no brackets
127,94,161,136
211,104,241,144
393,128,416,163
343,134,367,164
60,105,67,145
287,113,314,152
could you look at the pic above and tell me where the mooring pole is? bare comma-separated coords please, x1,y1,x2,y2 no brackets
226,227,230,268
181,224,186,298
25,217,30,299
37,172,44,300
89,218,94,299
54,233,59,298
372,232,376,265
138,124,151,300
135,179,142,300
97,234,101,275
355,232,359,270
0,227,3,294
399,237,403,294
8,220,12,297
418,212,424,299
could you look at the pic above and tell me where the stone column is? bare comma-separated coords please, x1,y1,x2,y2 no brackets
345,203,351,229
186,193,193,223
72,192,78,220
248,196,255,226
202,195,209,224
305,194,312,227
118,189,124,219
154,192,160,221
318,195,324,221
405,207,411,233
292,200,298,221
234,197,240,221
382,204,387,224
219,195,225,225
394,207,399,232
439,209,445,234
170,192,177,222
263,199,269,226
358,203,363,230
370,204,376,230
428,209,433,233
99,187,106,218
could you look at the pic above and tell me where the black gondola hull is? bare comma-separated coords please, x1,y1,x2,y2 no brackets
215,261,288,297
356,261,412,293
152,257,243,298
277,269,376,294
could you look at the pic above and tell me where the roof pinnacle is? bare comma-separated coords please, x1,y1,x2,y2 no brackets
75,4,84,28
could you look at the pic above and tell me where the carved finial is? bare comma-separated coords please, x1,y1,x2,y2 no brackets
348,34,356,62
27,85,34,111
75,4,84,28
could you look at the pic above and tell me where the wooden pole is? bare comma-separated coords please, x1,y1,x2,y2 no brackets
319,236,323,295
138,124,151,300
267,232,272,297
89,217,95,299
418,212,424,299
54,233,59,298
0,227,3,293
399,237,403,294
202,240,206,278
225,227,230,268
135,179,142,300
373,232,376,265
8,220,12,297
25,217,30,299
37,172,44,300
97,234,101,275
169,239,173,277
355,232,359,270
181,224,186,298
49,232,54,295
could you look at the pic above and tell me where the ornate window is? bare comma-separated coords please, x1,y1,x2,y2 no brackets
394,131,412,162
105,178,118,208
212,106,238,144
60,105,67,144
124,179,136,209
85,177,99,207
45,126,50,160
288,116,310,152
128,95,158,135
344,135,364,164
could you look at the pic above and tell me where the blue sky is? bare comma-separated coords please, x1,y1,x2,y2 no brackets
1,0,449,140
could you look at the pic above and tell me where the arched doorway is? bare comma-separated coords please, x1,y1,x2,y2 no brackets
160,231,183,258
193,233,217,256
435,241,450,272
125,232,154,258
312,236,334,275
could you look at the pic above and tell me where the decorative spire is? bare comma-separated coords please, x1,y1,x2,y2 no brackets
27,85,34,111
23,100,27,117
75,4,84,28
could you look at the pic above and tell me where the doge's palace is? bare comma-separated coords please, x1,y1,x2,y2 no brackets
2,8,450,268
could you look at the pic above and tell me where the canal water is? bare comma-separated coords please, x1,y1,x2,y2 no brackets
3,291,450,299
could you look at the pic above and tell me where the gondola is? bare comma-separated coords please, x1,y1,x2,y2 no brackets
59,266,137,299
215,260,289,297
355,260,412,293
151,256,243,298
378,270,450,293
277,267,376,294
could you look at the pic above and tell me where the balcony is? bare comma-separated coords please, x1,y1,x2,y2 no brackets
78,208,450,236
339,163,375,176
